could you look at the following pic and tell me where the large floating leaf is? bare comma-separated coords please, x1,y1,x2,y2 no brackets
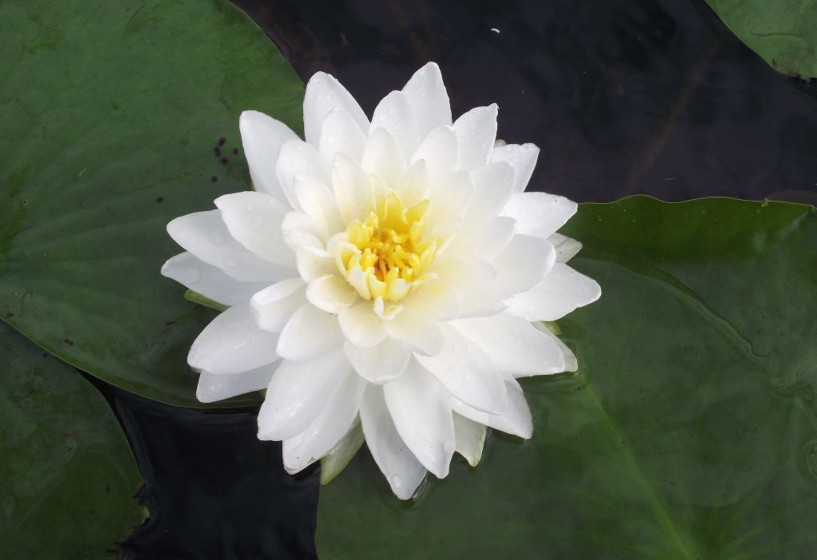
316,197,817,559
0,0,303,406
0,322,146,558
706,0,817,79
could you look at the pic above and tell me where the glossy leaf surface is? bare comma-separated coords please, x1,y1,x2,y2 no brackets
0,0,303,406
0,323,146,558
317,197,817,559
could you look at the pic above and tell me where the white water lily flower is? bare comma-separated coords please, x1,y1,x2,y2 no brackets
162,62,600,500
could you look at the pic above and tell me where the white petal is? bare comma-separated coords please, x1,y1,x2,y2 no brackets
412,125,458,181
250,278,305,332
502,192,578,239
167,210,288,282
276,139,332,210
188,300,280,374
466,216,515,260
466,161,515,223
370,90,421,161
293,174,344,240
338,301,388,347
453,312,570,377
383,360,455,478
303,72,369,147
403,278,461,321
306,274,358,313
453,413,486,467
398,159,431,207
282,371,365,474
490,234,556,299
361,127,408,188
414,325,507,413
451,378,532,439
426,170,473,232
505,263,602,322
453,104,497,171
535,324,578,372
295,248,337,282
550,233,583,263
401,62,452,137
281,210,325,252
344,337,410,384
277,304,344,361
196,365,274,404
239,110,299,202
385,308,443,356
360,386,427,500
432,257,501,318
332,153,375,224
258,349,350,440
490,143,540,193
320,421,365,485
215,191,295,267
319,108,367,162
161,252,268,306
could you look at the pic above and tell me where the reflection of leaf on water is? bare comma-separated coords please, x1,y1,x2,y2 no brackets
317,197,817,560
705,0,817,79
0,322,145,558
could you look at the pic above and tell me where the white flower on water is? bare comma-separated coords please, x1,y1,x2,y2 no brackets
162,62,600,499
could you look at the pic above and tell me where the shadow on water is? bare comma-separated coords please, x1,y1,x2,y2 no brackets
115,0,817,558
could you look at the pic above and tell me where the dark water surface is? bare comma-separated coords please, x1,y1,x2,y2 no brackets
114,0,817,558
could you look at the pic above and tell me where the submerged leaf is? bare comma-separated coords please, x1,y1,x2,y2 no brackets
0,323,146,558
316,197,817,559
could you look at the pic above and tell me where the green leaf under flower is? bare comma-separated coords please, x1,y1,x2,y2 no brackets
0,0,303,406
317,196,817,559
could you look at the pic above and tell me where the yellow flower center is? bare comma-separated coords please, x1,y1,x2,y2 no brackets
335,191,437,302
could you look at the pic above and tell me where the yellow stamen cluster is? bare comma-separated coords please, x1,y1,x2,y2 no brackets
336,191,436,302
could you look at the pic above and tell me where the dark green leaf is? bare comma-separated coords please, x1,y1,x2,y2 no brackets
0,0,304,406
706,0,817,79
0,322,146,558
316,197,817,559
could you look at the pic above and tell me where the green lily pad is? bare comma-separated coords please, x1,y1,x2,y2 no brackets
316,197,817,559
0,322,146,558
0,0,303,406
706,0,817,79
